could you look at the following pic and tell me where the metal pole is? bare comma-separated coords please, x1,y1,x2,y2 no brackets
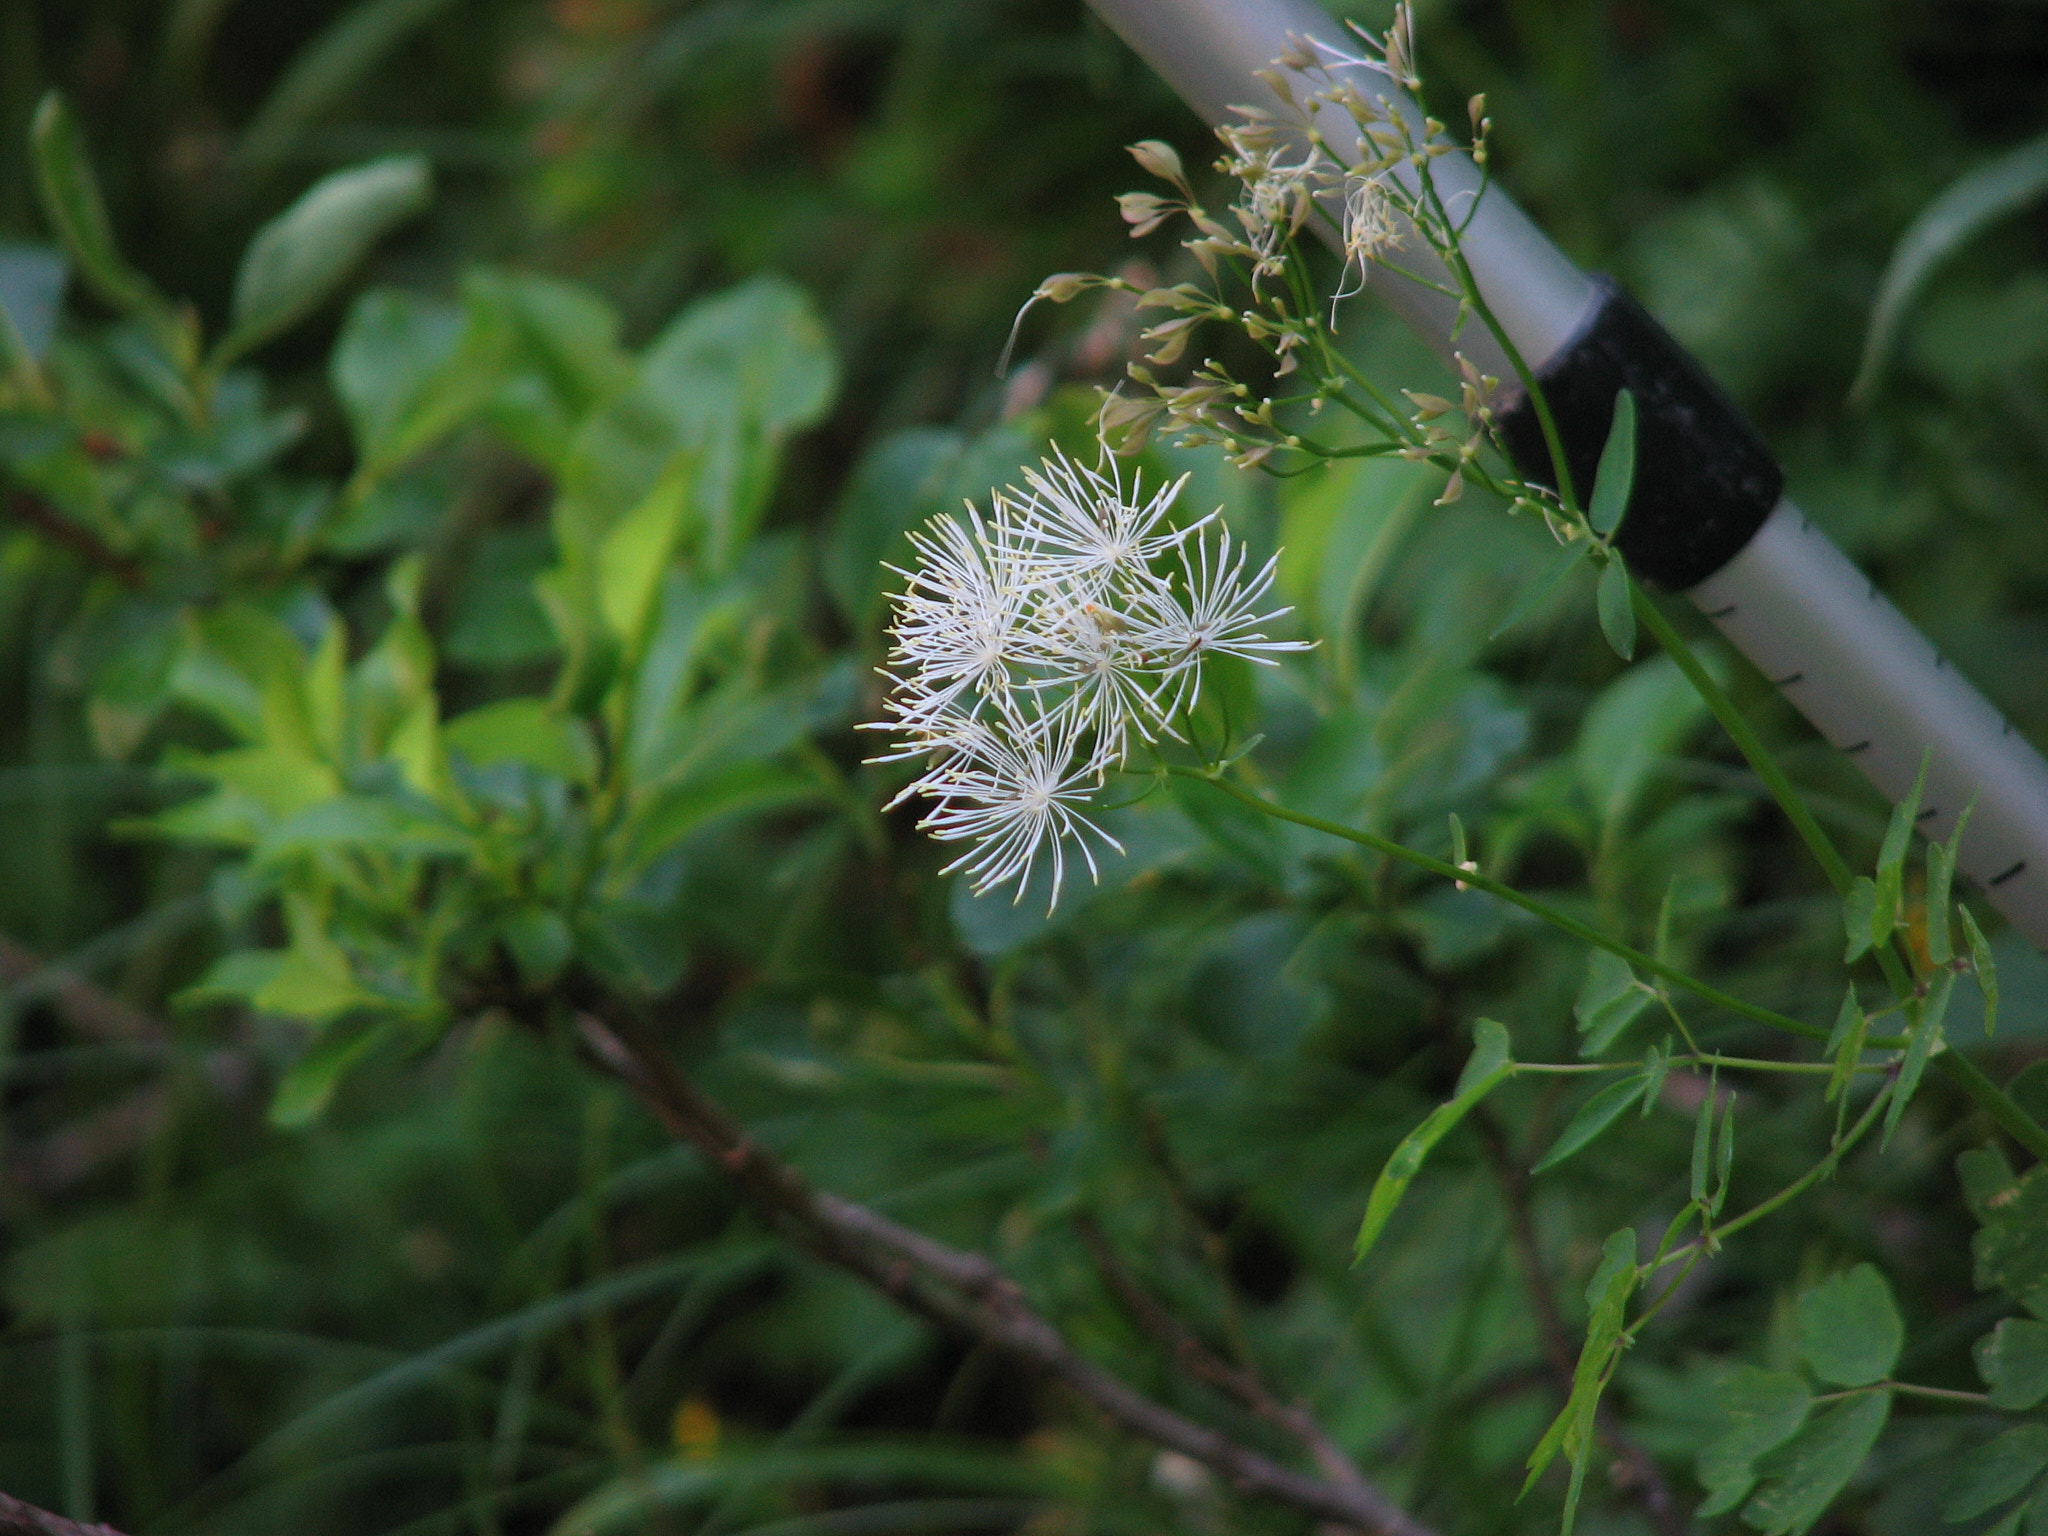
1087,0,2048,953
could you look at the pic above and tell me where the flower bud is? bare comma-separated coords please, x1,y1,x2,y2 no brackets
1035,273,1096,305
1128,140,1186,187
1116,192,1176,237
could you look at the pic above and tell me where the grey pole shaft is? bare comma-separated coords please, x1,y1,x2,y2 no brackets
1087,0,2048,954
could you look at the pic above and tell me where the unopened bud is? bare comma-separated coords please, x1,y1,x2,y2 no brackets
1035,273,1095,305
1128,140,1186,187
1116,192,1175,237
1468,94,1488,134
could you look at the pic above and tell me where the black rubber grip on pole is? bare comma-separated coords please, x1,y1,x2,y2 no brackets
1495,275,1782,591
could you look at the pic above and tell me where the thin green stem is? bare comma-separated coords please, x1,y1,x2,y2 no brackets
1632,590,1854,895
1172,766,1827,1043
1885,1382,1991,1406
1939,1049,2048,1162
1667,1081,1892,1262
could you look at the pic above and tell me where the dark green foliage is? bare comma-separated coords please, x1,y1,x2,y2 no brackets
0,3,2045,1536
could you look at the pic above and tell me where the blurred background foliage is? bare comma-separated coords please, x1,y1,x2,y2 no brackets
0,1,2045,1534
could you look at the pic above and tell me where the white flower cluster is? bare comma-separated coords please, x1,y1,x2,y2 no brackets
865,450,1311,908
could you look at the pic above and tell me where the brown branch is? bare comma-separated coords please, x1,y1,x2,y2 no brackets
0,1491,128,1536
1071,1214,1383,1512
0,934,257,1197
0,935,165,1043
1472,1110,1688,1536
3,492,144,589
574,1010,1439,1536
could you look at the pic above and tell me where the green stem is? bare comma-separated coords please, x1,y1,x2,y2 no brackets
1939,1049,2048,1162
1631,589,1854,895
1173,766,1827,1043
1691,1081,1892,1254
1884,1382,1991,1406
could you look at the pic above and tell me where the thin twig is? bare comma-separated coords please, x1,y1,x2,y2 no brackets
0,935,165,1042
0,1491,128,1536
1072,1214,1380,1509
573,1010,1439,1536
3,493,145,589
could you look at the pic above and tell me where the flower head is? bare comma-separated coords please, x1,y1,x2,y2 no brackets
867,452,1311,909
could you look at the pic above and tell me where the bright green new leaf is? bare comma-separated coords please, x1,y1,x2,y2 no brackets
1944,1426,2048,1523
1740,1390,1890,1536
29,93,160,317
219,157,431,365
1575,949,1652,1057
269,1023,392,1129
444,699,597,784
1697,1367,1813,1518
1534,1072,1649,1173
1588,389,1637,539
597,453,698,653
1355,1022,1516,1262
1795,1264,1903,1387
1976,1318,2048,1411
1596,557,1636,660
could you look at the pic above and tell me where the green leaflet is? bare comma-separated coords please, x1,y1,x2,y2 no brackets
1824,986,1868,1104
1972,1165,2048,1315
1587,389,1637,539
1963,904,1999,1037
1795,1264,1903,1388
1597,557,1636,660
1883,970,1952,1150
1697,1367,1812,1518
1944,1426,2048,1523
1740,1390,1891,1536
1976,1318,2048,1411
1534,1072,1650,1173
1354,1019,1515,1263
1575,949,1653,1057
1489,536,1591,643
